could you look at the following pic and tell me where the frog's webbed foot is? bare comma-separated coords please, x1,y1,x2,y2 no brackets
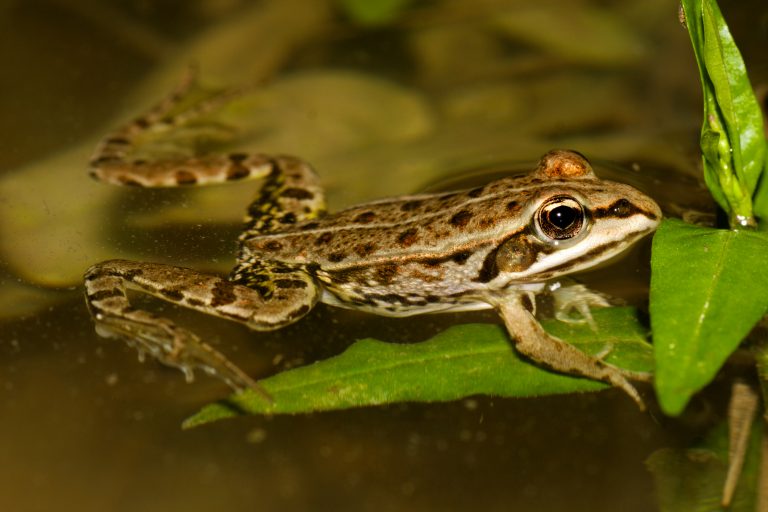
549,282,611,330
84,260,319,400
94,312,270,400
496,296,649,410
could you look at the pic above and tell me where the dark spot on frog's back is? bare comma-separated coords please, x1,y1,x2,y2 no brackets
506,200,519,212
354,211,376,223
328,252,347,263
467,186,484,198
397,228,419,247
280,212,297,224
263,240,284,251
315,232,333,245
355,242,377,257
401,200,422,211
478,216,495,228
326,267,365,284
449,209,473,228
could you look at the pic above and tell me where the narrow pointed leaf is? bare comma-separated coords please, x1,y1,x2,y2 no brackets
651,219,768,414
185,307,652,427
680,0,767,226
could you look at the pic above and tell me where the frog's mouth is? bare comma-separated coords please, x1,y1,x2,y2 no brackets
532,215,659,278
488,206,660,287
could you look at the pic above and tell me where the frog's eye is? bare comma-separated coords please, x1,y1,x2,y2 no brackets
535,196,586,241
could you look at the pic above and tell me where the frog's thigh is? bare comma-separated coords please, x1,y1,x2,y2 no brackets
496,296,647,409
84,259,319,392
86,259,319,329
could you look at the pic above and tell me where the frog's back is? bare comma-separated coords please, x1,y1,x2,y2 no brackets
243,175,539,268
240,150,661,315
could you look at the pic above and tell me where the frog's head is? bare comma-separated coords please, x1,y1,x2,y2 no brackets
492,150,662,282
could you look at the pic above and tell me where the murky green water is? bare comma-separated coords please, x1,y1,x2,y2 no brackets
1,0,765,510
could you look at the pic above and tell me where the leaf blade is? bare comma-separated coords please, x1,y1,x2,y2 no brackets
651,218,768,414
680,0,767,226
185,307,652,427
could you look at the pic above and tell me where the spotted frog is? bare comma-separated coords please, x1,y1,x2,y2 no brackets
84,74,661,408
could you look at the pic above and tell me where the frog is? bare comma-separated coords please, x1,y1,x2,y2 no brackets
84,72,661,409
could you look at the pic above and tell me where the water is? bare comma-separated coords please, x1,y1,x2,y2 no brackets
1,0,764,510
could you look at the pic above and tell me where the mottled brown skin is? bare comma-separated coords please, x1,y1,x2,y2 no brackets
243,157,659,318
83,72,661,408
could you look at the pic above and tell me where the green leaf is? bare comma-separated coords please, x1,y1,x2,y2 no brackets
184,307,652,427
650,218,768,414
646,420,762,512
680,0,767,227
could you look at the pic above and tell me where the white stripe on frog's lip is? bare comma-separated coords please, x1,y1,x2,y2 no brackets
508,216,658,282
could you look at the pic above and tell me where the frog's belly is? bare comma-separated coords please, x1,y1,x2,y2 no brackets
319,288,492,316
318,282,546,317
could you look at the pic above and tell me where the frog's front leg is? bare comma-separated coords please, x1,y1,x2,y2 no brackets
496,294,650,410
84,259,320,397
549,281,611,329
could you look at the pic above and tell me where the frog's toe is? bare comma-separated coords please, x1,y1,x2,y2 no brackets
159,324,273,402
593,342,614,361
623,369,653,383
602,363,654,410
606,372,647,411
94,316,272,402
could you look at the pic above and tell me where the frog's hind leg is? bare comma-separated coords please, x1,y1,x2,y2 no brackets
496,295,651,410
89,68,274,188
84,259,320,397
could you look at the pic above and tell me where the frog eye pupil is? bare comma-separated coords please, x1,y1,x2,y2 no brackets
548,205,578,229
536,196,586,241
